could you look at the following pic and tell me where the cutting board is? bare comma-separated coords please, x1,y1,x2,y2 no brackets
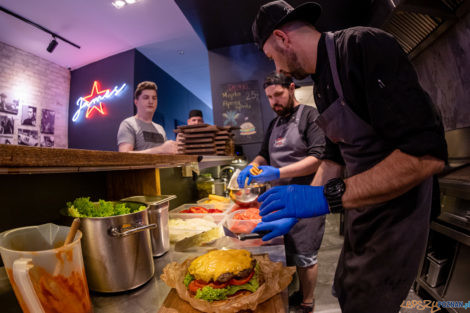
158,288,286,313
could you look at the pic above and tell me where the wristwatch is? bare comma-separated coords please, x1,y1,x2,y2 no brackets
323,178,346,213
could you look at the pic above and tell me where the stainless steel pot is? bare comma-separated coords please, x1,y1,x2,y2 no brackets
61,201,156,293
120,195,175,257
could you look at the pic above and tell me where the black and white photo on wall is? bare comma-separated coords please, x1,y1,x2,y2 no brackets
18,128,38,146
0,115,14,134
21,105,37,126
40,109,55,134
0,93,19,115
0,137,13,144
40,135,54,147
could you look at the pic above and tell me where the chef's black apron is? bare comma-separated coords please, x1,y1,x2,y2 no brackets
269,105,325,257
315,32,433,313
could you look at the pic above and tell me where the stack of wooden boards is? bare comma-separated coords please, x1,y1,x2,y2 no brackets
175,124,234,155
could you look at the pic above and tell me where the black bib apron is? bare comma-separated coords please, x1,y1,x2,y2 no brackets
315,32,433,313
269,105,325,256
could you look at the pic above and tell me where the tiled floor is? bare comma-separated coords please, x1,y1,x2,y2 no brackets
290,214,434,313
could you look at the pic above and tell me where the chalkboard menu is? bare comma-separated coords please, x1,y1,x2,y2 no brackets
218,80,264,144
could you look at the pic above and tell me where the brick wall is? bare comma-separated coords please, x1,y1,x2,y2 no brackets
0,41,70,148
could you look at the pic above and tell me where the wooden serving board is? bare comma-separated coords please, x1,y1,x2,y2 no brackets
183,133,216,139
181,126,219,134
178,143,216,149
182,137,214,144
158,289,285,313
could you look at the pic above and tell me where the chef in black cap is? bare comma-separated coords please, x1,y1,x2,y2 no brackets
251,1,447,313
187,109,204,125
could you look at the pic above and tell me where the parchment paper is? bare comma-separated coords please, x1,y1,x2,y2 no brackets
161,254,295,313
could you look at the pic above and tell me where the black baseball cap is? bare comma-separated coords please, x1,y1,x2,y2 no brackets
263,71,295,89
188,109,203,118
252,0,322,50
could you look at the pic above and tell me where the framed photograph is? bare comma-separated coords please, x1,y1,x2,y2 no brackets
0,137,13,144
0,93,19,115
40,109,55,134
18,128,39,146
40,135,54,147
0,115,14,135
21,105,37,126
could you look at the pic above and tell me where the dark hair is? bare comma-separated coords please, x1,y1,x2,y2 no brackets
134,81,158,100
189,109,203,118
263,71,294,89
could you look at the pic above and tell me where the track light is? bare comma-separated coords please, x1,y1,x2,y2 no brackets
47,37,58,53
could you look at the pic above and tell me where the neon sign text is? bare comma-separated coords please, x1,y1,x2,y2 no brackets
73,81,126,122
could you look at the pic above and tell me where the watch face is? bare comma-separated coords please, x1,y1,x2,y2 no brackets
326,178,345,196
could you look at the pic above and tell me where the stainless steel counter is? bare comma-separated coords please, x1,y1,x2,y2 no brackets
0,236,286,313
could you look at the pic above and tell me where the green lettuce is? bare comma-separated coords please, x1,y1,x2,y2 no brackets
184,273,194,287
66,197,146,218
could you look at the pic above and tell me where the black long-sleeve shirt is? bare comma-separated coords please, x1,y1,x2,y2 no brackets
311,27,447,164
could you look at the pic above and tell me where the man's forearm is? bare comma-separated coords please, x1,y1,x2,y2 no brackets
311,160,343,186
279,156,321,179
343,149,444,209
251,156,267,167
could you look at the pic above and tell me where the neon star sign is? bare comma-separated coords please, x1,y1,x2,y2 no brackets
73,81,126,122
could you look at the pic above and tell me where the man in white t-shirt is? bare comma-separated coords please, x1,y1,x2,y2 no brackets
117,81,177,153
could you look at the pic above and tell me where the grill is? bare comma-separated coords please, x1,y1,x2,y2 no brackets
437,127,470,234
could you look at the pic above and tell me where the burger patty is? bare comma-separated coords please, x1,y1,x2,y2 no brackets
216,259,256,283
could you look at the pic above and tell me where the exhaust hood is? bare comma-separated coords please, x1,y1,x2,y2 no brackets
369,0,469,58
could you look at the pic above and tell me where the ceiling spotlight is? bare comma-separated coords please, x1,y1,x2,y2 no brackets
47,37,58,53
125,0,136,4
112,0,126,8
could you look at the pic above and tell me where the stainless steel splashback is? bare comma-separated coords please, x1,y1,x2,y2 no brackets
445,126,470,162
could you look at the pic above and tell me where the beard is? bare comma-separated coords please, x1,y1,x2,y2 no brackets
273,94,295,117
284,49,309,80
273,44,309,80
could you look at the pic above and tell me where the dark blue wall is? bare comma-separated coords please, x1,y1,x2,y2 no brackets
208,43,276,160
69,50,135,151
134,50,213,140
69,49,213,149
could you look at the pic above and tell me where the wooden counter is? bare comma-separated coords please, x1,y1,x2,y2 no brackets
0,145,233,233
0,145,198,174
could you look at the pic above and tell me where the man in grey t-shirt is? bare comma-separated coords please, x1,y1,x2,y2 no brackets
117,81,177,154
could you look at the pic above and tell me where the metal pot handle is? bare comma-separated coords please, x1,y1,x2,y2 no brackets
109,223,157,238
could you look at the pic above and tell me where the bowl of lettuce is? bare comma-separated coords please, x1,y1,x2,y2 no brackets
65,197,147,218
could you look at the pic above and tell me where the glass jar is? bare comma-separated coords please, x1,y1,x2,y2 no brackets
196,173,215,199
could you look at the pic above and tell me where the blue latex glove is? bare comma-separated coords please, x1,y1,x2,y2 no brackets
252,218,299,241
237,165,254,188
258,185,330,221
252,165,280,183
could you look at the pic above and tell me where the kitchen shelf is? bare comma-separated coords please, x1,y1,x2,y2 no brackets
0,145,199,174
198,155,235,170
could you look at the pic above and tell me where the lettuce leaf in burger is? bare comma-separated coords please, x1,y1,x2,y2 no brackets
183,249,260,302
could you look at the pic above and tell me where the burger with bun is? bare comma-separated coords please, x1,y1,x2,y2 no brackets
184,249,260,302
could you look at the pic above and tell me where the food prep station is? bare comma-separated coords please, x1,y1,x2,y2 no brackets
0,147,289,313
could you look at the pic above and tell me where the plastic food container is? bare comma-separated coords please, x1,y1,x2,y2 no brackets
225,209,261,234
170,203,229,223
169,216,224,242
197,197,234,212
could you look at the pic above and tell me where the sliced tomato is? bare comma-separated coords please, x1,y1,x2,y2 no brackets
207,208,223,213
188,279,227,293
208,281,228,289
180,209,192,213
188,280,203,293
228,269,255,286
189,206,208,213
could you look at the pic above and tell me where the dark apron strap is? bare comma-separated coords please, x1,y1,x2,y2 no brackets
325,32,344,100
